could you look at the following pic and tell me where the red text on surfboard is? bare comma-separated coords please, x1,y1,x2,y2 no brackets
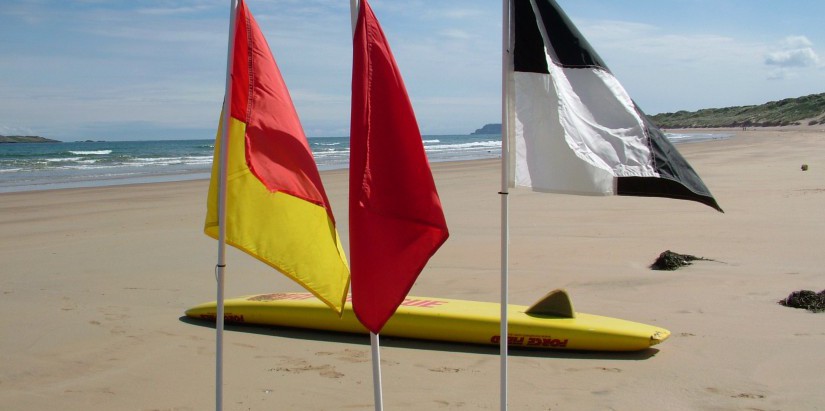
399,299,446,308
491,335,569,348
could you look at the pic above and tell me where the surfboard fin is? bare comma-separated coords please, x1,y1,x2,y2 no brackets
525,289,575,318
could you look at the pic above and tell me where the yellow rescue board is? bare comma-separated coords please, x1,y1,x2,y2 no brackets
185,291,669,351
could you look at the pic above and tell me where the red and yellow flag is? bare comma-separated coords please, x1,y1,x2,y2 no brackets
205,0,350,314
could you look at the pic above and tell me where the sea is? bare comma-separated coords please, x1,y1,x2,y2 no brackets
0,132,729,193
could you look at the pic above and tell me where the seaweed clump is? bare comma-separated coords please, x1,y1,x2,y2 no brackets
778,290,825,313
650,250,710,271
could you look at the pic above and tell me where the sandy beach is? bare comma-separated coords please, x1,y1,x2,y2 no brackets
1,128,823,410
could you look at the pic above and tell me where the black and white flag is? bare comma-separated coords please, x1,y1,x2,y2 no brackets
507,0,722,212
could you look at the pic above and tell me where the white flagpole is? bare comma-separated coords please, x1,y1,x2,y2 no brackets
499,0,513,410
349,2,384,410
370,332,385,411
215,1,238,410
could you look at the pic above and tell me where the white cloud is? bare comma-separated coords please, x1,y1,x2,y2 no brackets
766,48,819,67
781,35,814,48
765,36,820,68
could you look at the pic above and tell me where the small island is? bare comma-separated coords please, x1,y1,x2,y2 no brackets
0,135,61,144
471,123,502,135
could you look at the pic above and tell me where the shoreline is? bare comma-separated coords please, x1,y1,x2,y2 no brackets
2,129,824,410
0,129,743,195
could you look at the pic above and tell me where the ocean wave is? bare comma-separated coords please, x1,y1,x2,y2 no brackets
313,149,350,157
46,157,83,162
665,133,731,143
62,164,122,170
69,150,113,155
122,156,213,167
424,140,501,152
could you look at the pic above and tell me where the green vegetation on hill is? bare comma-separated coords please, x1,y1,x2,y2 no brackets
0,135,61,143
649,92,825,129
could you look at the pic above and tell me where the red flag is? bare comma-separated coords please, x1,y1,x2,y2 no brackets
349,0,449,334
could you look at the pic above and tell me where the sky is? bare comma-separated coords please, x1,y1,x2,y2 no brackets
1,0,824,141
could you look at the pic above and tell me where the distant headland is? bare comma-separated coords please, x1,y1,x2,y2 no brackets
0,135,61,144
471,123,502,135
650,92,825,129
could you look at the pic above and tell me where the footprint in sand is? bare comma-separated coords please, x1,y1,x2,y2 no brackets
270,360,344,379
705,387,766,400
315,348,370,364
429,366,463,373
734,393,766,399
434,399,466,407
